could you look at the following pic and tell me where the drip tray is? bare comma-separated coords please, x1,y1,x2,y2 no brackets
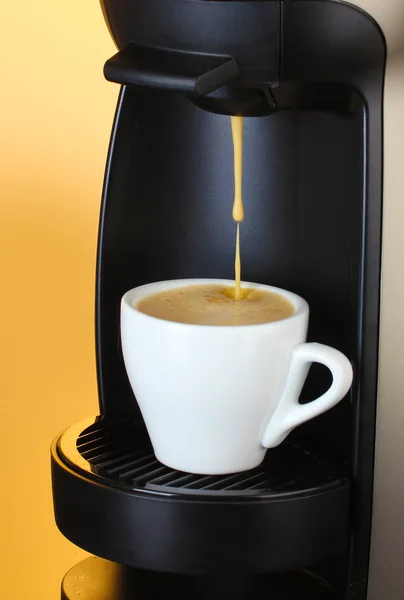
69,417,344,497
62,557,337,600
52,417,350,574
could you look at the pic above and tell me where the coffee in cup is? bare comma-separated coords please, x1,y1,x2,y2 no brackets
136,283,295,326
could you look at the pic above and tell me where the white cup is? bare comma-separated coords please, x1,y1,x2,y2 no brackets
121,279,353,475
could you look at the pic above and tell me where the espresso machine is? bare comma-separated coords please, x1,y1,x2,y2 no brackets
51,0,387,598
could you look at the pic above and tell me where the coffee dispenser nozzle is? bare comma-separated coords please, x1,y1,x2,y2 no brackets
104,43,280,117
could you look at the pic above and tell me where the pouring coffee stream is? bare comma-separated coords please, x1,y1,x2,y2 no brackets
231,115,244,301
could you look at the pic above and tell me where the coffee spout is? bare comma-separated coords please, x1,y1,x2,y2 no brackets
190,82,278,117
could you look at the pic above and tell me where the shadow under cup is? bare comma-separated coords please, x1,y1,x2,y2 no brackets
121,279,353,475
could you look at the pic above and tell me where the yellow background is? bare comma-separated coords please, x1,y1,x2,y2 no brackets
0,2,116,597
1,0,404,598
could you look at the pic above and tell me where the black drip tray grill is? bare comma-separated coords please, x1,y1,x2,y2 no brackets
52,417,351,574
73,418,343,497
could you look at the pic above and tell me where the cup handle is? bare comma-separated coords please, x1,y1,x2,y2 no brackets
261,342,353,448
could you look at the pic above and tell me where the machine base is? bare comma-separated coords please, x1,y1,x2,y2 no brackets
61,557,336,600
52,417,350,574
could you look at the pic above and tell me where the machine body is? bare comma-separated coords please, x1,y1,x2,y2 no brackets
51,1,386,598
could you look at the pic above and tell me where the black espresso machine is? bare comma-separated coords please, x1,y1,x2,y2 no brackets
51,1,386,598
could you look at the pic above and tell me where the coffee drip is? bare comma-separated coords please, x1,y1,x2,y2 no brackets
231,116,244,301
